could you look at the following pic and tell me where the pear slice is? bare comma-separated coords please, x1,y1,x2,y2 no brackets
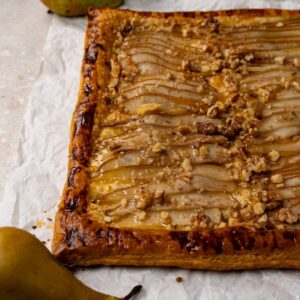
0,227,142,300
40,0,124,17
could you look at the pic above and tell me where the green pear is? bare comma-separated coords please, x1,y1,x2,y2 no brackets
40,0,124,17
0,227,141,300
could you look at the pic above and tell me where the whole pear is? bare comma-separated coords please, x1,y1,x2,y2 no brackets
0,227,141,300
40,0,124,17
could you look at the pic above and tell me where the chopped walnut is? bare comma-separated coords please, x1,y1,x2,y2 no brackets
181,172,192,183
280,77,290,89
122,61,139,82
271,174,284,184
201,65,211,73
241,169,250,182
278,208,298,224
160,211,170,221
218,222,226,228
228,217,239,227
241,156,268,182
191,212,210,228
274,56,285,65
293,58,300,67
244,53,254,62
136,211,147,221
182,28,192,37
207,101,225,118
196,85,204,93
166,224,173,230
200,44,208,52
182,158,193,172
136,198,147,210
235,189,251,209
135,187,153,210
160,211,169,220
276,224,285,230
257,213,268,223
253,202,265,215
240,206,254,221
181,59,190,71
198,145,209,156
268,150,280,162
152,142,164,153
136,103,162,115
292,81,300,91
207,208,222,223
201,97,212,105
103,215,112,223
257,88,270,101
223,48,231,58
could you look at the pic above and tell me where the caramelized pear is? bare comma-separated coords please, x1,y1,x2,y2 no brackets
0,227,141,300
40,0,124,17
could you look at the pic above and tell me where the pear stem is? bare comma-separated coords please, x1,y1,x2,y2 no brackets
123,285,142,300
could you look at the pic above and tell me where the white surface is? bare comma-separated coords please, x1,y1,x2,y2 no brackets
2,1,300,299
0,0,52,200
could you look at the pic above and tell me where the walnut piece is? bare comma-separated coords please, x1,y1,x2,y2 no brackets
274,56,285,65
253,202,265,215
271,174,284,184
152,142,163,153
268,150,280,162
258,213,268,223
196,85,204,93
293,58,300,67
278,208,298,224
208,208,222,223
198,145,209,156
103,215,112,223
182,158,193,172
136,211,147,221
160,211,170,222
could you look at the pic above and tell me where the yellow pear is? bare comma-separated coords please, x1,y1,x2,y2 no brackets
40,0,124,17
0,227,141,300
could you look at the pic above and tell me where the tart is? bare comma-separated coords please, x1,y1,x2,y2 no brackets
53,8,300,269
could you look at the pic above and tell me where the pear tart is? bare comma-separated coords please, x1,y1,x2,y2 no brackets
53,8,300,269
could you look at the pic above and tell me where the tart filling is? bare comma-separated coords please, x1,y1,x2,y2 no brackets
87,13,300,232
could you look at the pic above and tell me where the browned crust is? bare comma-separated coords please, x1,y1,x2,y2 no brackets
52,8,300,269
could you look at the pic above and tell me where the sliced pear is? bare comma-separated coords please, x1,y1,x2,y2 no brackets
40,0,124,17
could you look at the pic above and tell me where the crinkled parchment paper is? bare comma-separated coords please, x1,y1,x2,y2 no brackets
2,1,300,299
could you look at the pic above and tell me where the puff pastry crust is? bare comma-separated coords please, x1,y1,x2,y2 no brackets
53,8,300,269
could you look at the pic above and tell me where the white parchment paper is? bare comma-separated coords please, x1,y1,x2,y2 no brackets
2,1,300,299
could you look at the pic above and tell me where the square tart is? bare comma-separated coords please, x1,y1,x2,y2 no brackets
53,8,300,269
